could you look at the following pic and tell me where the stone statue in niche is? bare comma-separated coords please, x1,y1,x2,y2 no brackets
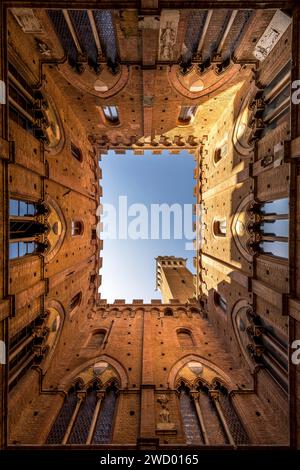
159,23,176,61
157,395,176,431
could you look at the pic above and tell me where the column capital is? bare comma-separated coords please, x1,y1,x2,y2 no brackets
209,389,220,401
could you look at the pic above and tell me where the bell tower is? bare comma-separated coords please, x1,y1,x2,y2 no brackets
155,256,195,303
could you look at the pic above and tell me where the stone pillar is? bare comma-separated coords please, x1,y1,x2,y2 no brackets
86,391,105,444
138,310,158,449
191,391,209,444
209,390,235,447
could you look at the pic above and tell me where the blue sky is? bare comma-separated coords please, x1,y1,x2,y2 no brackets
99,149,195,303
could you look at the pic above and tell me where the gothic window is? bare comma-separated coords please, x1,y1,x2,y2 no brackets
234,306,288,392
102,105,120,125
8,313,48,391
71,142,83,162
92,385,118,444
68,384,98,444
178,384,203,445
213,218,227,236
46,383,118,445
69,292,82,312
9,198,48,259
46,385,79,444
177,329,194,347
8,62,49,142
180,11,207,69
178,106,198,125
71,220,83,236
217,384,249,444
93,10,119,72
250,198,289,259
261,61,291,135
197,383,228,445
214,291,227,313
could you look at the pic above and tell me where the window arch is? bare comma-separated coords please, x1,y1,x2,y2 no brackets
178,383,203,445
71,220,84,236
46,383,80,444
177,380,249,446
214,291,227,313
177,329,194,347
178,106,198,125
213,218,227,237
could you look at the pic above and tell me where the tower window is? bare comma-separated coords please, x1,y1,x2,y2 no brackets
214,291,227,313
214,137,228,164
71,142,83,162
102,105,120,125
71,220,83,236
69,292,82,312
177,328,194,347
178,106,198,125
213,219,227,237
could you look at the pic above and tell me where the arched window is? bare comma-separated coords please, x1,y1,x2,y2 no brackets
102,105,120,125
164,308,173,317
69,292,82,312
213,218,227,237
214,291,227,313
89,330,106,348
214,139,228,164
178,106,198,125
9,198,48,259
249,198,289,259
197,383,227,445
8,312,48,391
46,382,119,445
234,306,288,392
178,384,203,445
46,384,80,444
92,385,118,444
71,220,83,236
8,61,49,143
71,142,83,162
216,384,249,445
177,329,194,347
68,383,99,444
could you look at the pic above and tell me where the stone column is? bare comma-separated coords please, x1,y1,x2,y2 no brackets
191,391,209,444
209,389,235,447
86,391,105,444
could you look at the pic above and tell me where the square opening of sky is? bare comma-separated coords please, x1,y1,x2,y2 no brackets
99,149,196,303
